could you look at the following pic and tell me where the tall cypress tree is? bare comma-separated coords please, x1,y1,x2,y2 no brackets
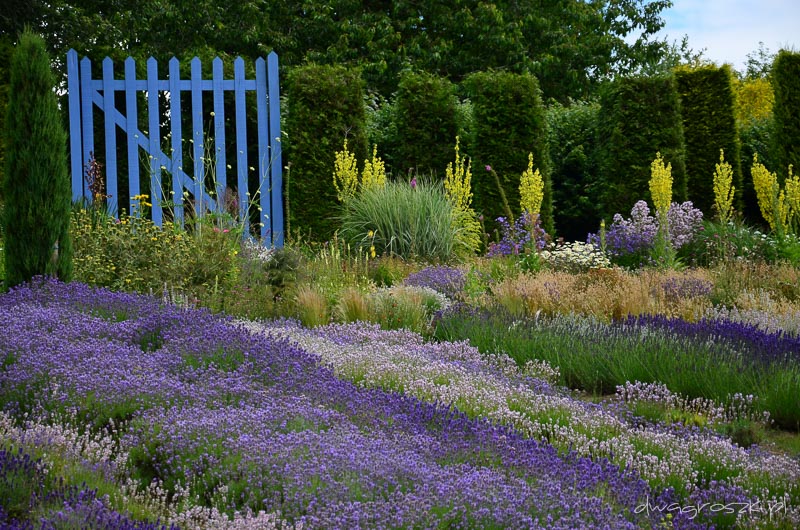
2,30,72,287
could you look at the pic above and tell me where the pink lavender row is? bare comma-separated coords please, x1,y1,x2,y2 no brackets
0,279,677,529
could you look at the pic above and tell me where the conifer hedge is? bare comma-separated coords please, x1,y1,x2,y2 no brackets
596,75,687,221
3,31,73,287
675,65,741,217
393,70,458,177
772,50,800,183
546,101,601,242
284,64,367,241
464,71,553,234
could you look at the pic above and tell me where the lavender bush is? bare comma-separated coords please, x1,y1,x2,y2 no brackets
486,212,548,257
403,265,466,300
589,200,703,268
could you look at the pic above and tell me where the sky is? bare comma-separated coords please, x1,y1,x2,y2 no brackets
652,0,799,73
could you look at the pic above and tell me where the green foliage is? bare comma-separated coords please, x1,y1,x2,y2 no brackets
675,65,742,216
545,101,602,242
771,50,800,184
70,208,240,296
596,74,687,222
464,71,552,234
0,35,12,200
2,31,72,287
393,71,459,176
285,64,367,241
338,180,457,262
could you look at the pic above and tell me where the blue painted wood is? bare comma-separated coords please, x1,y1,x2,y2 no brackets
67,51,283,247
147,57,162,225
234,57,249,235
102,58,118,216
212,58,226,213
190,57,205,218
124,57,140,217
169,57,184,225
67,50,84,203
79,57,95,205
255,57,270,245
268,51,283,247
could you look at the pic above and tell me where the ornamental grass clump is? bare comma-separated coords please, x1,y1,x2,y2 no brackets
339,180,456,261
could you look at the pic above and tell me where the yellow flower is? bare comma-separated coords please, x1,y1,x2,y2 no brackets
361,144,386,191
367,230,374,238
370,245,376,258
649,152,673,217
444,136,472,211
519,152,544,216
712,149,735,223
333,139,358,203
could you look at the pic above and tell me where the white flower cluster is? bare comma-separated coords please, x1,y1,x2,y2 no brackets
540,241,611,273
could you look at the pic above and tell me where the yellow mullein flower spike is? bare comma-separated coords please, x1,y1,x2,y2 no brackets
333,139,358,203
444,136,473,211
712,149,735,223
519,152,544,216
361,144,386,191
649,152,673,218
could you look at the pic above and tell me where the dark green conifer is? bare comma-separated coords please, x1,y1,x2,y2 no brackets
3,30,72,287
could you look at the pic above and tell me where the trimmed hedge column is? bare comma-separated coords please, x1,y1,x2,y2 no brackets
464,71,553,234
675,65,741,217
284,64,367,241
772,50,800,183
596,75,687,221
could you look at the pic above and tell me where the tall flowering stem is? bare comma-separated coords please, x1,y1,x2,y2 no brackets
751,154,789,235
333,139,358,203
444,136,472,211
519,152,543,218
712,149,735,224
361,144,386,191
649,152,676,268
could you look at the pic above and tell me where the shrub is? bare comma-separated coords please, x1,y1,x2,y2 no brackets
596,75,687,222
403,265,466,300
675,65,742,216
2,30,72,287
465,71,552,234
285,64,367,241
338,180,457,262
545,101,602,242
393,71,458,176
772,50,800,184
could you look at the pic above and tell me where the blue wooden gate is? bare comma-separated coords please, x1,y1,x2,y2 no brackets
66,50,283,247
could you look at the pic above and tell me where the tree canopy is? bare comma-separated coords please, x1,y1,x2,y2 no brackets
2,0,674,102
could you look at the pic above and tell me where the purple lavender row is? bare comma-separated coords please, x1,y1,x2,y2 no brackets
618,314,800,365
0,279,666,529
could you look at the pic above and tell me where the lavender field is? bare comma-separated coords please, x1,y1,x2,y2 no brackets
0,278,798,529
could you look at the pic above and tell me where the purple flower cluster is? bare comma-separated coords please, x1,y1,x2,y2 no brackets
487,212,547,257
588,201,704,265
403,266,466,300
0,279,665,529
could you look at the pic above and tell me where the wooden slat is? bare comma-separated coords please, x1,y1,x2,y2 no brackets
268,51,283,247
124,57,140,217
102,57,118,216
234,57,249,235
